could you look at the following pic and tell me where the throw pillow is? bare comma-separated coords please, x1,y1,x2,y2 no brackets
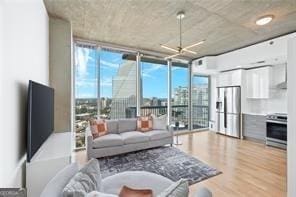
119,186,153,197
137,116,153,132
90,119,108,139
157,179,189,197
151,114,167,130
63,159,102,197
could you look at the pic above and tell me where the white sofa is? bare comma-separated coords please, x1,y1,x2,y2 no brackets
87,118,173,159
40,162,212,197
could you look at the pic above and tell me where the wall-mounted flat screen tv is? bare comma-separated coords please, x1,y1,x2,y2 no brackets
27,80,54,162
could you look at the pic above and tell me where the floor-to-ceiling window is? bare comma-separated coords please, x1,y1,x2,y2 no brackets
74,44,98,149
74,41,212,148
172,65,189,130
141,60,167,116
192,75,210,129
74,44,136,149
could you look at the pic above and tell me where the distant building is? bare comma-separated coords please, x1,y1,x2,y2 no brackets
110,61,137,119
100,97,107,109
160,100,167,106
192,84,208,105
75,113,92,120
173,86,188,105
192,84,208,128
142,98,151,106
151,97,161,106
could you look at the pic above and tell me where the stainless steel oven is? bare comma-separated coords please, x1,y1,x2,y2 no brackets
266,113,287,149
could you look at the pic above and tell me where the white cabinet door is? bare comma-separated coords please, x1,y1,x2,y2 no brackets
246,67,270,99
217,70,242,87
231,70,243,86
217,72,229,87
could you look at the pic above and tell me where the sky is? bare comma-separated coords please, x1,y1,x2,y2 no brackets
75,46,208,99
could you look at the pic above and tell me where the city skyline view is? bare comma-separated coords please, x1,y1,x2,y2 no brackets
75,46,208,99
74,45,210,148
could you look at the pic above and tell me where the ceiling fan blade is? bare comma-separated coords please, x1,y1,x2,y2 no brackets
164,53,181,60
183,40,205,50
160,45,179,53
182,48,197,55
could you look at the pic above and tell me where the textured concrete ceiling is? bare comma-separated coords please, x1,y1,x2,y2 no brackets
44,0,296,60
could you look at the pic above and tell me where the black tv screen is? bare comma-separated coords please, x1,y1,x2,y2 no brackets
27,80,54,162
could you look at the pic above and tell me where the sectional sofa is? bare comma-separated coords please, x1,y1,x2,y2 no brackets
41,159,212,197
87,118,173,159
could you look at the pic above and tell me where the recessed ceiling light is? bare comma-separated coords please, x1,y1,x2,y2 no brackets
256,15,274,26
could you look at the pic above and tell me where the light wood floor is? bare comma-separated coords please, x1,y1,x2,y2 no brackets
74,131,287,197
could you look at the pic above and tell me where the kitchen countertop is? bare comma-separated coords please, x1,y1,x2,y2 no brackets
243,112,287,116
242,112,267,116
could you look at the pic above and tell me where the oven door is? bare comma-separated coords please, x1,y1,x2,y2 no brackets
266,121,287,141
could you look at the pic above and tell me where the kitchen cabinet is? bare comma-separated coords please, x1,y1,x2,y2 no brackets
246,67,270,99
217,69,243,87
243,114,266,142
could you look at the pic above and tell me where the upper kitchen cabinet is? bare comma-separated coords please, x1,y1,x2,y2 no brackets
217,69,243,87
246,67,271,99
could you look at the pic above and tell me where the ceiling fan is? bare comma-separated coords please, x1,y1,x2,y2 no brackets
161,11,205,60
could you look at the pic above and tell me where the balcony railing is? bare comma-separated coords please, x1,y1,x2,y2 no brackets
74,104,209,149
126,105,209,130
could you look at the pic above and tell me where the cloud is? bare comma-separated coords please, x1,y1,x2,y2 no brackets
142,73,154,79
75,78,97,88
100,77,112,87
100,60,119,69
75,47,95,78
75,93,96,99
142,64,166,78
76,76,113,88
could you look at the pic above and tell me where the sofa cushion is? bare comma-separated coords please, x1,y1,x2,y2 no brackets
93,134,124,149
120,131,149,144
63,159,102,197
137,116,153,132
90,119,108,139
151,114,167,130
144,130,171,140
106,120,118,134
118,119,137,133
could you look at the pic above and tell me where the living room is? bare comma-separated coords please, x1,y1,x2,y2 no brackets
1,0,296,197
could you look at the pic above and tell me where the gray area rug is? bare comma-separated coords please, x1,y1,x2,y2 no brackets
98,146,221,185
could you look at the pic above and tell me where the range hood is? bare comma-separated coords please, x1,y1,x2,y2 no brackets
276,64,287,89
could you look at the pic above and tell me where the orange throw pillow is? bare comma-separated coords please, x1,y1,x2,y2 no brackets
89,119,108,139
137,116,153,132
119,186,153,197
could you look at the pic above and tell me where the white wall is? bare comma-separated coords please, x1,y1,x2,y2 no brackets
0,0,49,187
287,35,296,197
216,33,295,71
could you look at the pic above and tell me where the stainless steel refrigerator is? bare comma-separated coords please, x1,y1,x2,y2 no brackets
216,86,241,138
